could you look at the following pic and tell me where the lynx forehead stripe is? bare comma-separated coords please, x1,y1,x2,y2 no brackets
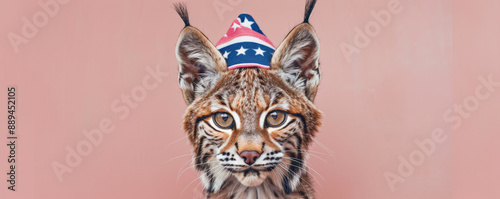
216,13,275,70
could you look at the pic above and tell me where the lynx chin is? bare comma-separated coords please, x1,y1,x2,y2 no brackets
174,0,322,198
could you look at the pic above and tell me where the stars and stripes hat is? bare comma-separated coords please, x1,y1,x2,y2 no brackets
216,13,275,70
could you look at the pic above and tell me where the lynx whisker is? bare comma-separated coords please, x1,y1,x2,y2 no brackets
280,157,326,186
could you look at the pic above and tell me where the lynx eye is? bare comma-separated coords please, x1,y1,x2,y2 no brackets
213,112,234,129
266,110,287,127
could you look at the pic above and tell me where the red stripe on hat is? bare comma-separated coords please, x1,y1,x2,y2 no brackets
216,19,275,48
228,63,271,70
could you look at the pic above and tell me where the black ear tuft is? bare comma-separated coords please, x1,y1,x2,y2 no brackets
173,2,190,26
303,0,317,23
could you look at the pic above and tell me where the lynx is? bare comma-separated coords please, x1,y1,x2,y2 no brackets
174,0,321,198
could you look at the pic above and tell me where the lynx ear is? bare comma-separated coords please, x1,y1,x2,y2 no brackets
175,3,226,104
176,27,227,104
270,23,320,101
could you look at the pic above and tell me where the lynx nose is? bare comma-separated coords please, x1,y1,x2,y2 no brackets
239,150,260,165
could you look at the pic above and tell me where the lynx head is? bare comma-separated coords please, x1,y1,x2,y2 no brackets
174,0,321,195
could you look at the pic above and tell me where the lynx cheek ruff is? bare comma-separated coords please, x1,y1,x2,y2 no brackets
215,14,275,70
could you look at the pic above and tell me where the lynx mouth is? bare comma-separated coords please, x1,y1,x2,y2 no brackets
226,166,277,174
232,168,270,187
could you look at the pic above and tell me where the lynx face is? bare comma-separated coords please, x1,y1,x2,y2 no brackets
175,1,321,197
183,68,321,189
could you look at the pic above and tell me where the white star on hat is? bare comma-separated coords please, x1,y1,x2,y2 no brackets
254,47,265,56
231,23,241,31
223,51,230,59
240,17,254,29
236,46,248,55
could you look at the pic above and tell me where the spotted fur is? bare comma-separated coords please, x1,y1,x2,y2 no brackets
174,1,321,198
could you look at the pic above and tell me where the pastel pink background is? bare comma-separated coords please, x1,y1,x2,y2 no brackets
1,0,499,198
